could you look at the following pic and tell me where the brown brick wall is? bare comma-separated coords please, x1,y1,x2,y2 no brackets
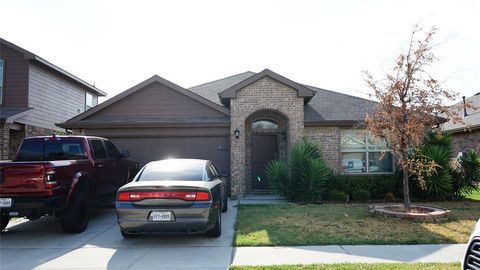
0,123,61,160
0,122,9,160
230,77,305,197
304,126,341,172
451,129,480,154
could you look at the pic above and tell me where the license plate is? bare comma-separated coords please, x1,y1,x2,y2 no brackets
149,211,174,222
0,198,12,208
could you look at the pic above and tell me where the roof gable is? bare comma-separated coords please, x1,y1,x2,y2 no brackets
59,75,230,127
219,69,315,104
189,71,255,105
0,38,106,96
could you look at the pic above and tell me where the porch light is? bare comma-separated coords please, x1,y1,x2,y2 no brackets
234,128,240,139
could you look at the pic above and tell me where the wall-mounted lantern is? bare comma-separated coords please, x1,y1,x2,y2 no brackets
281,131,287,140
234,128,240,139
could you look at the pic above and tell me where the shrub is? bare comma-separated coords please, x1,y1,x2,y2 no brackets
384,192,396,202
266,139,333,202
419,144,453,198
352,189,371,201
326,175,398,199
265,160,289,197
329,190,347,202
451,150,480,197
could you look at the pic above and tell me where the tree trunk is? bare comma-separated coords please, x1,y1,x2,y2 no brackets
402,169,411,210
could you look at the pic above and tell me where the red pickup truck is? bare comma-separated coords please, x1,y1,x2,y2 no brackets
0,135,138,233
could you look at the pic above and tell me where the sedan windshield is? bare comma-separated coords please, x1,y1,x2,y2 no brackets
138,160,205,181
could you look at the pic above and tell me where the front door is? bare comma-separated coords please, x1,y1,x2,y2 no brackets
251,134,278,190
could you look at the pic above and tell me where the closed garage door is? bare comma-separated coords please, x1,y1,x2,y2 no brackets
109,136,230,174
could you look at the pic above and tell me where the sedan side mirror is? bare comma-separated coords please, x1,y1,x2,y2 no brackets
121,150,130,158
219,172,229,178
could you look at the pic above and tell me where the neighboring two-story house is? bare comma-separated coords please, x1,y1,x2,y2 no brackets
0,38,106,160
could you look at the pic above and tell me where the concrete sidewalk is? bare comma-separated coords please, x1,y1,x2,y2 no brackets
231,244,466,266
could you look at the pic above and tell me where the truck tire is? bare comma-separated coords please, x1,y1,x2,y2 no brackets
206,209,221,237
1,213,10,232
60,190,90,233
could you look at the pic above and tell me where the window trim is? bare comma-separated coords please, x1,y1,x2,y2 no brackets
340,129,395,174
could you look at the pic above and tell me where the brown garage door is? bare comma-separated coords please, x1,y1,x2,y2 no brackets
109,136,230,175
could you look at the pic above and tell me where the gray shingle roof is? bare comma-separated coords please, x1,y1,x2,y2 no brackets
304,85,377,123
189,71,377,123
189,72,255,105
0,107,32,122
442,93,480,132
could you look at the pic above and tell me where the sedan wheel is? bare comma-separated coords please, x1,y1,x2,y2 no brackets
121,229,139,238
206,210,221,237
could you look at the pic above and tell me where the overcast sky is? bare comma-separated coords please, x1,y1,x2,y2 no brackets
2,0,479,104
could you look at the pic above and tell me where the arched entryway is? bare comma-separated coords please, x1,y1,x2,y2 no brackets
245,109,288,193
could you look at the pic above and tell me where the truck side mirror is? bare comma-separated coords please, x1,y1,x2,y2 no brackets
121,150,130,158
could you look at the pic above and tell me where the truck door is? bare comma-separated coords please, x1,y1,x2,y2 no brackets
103,140,129,190
89,139,111,199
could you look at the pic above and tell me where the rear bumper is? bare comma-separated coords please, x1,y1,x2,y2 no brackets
116,201,216,234
0,195,65,217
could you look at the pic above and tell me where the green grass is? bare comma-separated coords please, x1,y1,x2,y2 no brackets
234,201,480,246
229,263,460,270
465,189,480,200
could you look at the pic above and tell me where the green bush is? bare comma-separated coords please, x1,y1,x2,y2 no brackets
329,190,347,202
326,175,398,199
266,139,333,202
352,189,371,201
451,150,480,197
265,160,289,197
420,144,453,198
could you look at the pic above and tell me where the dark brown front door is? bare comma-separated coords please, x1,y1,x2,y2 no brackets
251,134,278,190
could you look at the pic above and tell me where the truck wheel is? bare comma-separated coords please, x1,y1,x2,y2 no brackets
60,191,90,233
206,210,221,237
1,213,10,232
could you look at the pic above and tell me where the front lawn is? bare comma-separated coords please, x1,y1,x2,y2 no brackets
234,201,479,246
229,263,460,270
465,189,480,201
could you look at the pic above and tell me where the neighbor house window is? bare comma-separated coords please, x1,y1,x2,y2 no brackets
85,92,96,110
0,59,4,104
340,129,394,173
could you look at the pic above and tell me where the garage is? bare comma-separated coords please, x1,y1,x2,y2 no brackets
107,136,230,172
58,75,232,177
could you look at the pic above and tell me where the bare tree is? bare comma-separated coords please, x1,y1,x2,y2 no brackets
363,25,466,209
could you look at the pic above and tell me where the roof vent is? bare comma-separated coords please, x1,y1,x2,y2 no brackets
462,96,468,117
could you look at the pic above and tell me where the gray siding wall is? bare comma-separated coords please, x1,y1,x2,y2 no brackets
86,82,224,120
0,44,29,107
17,64,88,131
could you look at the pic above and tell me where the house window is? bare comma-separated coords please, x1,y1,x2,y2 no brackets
0,59,4,104
85,92,96,110
340,129,394,173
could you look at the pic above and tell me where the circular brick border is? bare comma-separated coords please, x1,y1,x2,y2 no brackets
369,204,450,221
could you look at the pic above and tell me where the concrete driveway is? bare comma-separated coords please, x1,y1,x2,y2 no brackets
0,201,237,270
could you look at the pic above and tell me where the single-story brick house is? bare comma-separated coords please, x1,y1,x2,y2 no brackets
59,69,394,198
442,93,480,154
